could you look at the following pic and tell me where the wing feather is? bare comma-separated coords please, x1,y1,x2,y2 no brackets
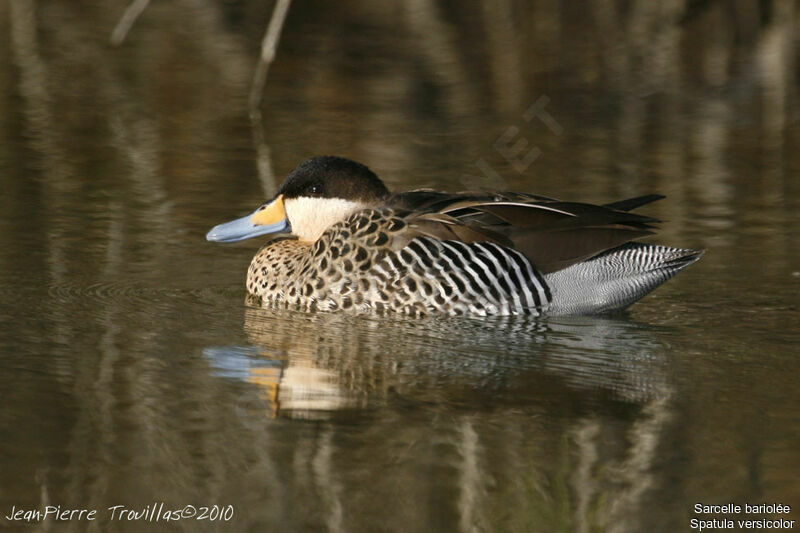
386,191,665,273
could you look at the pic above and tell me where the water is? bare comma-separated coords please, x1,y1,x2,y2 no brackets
1,1,799,532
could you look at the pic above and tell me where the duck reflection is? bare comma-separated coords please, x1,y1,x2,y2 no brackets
202,307,679,531
203,304,672,418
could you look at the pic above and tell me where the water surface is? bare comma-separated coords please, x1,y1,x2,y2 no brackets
1,1,799,532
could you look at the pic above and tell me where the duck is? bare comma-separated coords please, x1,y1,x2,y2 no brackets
207,156,702,317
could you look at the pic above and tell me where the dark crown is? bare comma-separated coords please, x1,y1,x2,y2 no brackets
278,156,390,203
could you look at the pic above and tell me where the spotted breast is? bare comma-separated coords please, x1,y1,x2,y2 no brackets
247,208,555,316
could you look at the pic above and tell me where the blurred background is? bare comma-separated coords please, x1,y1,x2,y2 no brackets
1,1,799,532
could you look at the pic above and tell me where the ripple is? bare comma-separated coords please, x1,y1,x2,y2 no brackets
42,281,223,314
47,281,148,306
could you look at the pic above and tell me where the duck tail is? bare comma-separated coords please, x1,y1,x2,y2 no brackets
544,243,703,315
602,194,665,212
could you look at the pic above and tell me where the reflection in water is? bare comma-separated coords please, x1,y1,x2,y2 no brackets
205,306,672,418
201,307,676,531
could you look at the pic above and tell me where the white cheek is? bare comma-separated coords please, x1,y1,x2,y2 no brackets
284,197,366,242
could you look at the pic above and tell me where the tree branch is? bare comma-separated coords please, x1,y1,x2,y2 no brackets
110,0,151,46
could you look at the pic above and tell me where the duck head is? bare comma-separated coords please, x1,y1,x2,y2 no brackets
206,156,389,243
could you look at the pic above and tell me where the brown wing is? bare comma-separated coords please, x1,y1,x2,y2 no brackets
387,190,663,274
